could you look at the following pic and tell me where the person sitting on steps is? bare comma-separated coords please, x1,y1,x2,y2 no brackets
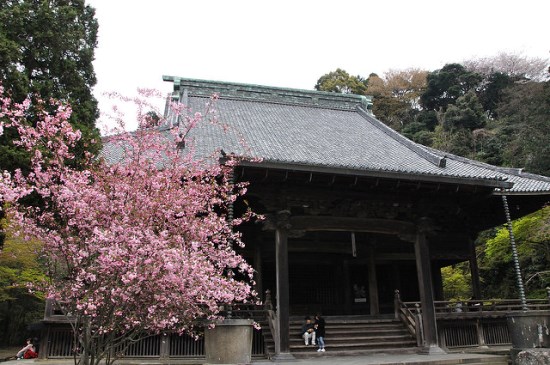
301,316,316,346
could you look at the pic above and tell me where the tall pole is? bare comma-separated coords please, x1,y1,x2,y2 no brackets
501,192,528,311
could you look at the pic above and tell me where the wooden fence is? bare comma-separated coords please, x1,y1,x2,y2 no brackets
394,290,550,349
44,326,265,359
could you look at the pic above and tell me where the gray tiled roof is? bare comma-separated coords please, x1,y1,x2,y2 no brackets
105,77,550,195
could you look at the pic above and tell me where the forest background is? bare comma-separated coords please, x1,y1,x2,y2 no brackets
1,0,549,347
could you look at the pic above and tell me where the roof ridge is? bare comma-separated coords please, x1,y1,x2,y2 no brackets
163,75,373,112
355,107,447,168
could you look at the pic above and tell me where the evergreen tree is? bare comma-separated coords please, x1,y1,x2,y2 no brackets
420,63,482,112
0,0,101,173
315,68,368,95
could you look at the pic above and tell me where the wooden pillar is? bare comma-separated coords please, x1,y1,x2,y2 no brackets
469,239,482,300
160,333,169,359
367,245,379,315
273,210,295,361
414,219,445,354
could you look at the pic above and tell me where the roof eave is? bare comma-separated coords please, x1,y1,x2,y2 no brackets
237,159,513,189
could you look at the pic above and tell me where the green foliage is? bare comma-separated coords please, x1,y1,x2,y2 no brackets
478,72,514,118
442,91,486,131
431,125,473,157
0,0,101,172
420,63,482,111
370,94,416,131
496,81,550,176
479,206,550,298
0,222,46,346
442,264,472,300
315,68,368,95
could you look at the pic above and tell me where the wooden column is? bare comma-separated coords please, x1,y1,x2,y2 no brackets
273,210,295,361
367,245,380,315
414,219,445,354
469,239,482,299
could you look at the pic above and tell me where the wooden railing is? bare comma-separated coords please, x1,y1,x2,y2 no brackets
264,289,278,353
42,299,269,359
394,290,423,346
394,292,550,349
432,299,550,316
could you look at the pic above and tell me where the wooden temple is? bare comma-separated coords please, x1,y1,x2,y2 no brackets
75,76,550,362
151,76,550,358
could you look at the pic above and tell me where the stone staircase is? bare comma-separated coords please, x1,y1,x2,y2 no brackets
263,315,419,358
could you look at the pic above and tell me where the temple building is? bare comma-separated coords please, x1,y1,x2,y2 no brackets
156,76,550,357
42,77,550,361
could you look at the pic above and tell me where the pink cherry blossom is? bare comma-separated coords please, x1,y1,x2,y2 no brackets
0,86,258,365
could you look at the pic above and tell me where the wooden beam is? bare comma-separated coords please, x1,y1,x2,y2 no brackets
289,216,415,236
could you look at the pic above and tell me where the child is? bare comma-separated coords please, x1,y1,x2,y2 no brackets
16,338,38,359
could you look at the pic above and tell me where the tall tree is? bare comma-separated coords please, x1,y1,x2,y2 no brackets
442,90,487,131
496,81,550,176
463,52,549,82
0,227,46,346
366,69,427,131
0,89,257,365
477,72,514,119
314,68,368,95
420,63,482,112
0,0,100,172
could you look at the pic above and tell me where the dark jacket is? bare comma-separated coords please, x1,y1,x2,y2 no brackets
302,322,314,335
315,317,326,337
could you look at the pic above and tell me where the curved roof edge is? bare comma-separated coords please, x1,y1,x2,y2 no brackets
238,159,513,189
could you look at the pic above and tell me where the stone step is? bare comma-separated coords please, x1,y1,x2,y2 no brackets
289,346,418,358
291,326,409,333
265,334,416,345
290,323,405,330
267,339,417,352
290,318,403,324
263,315,418,359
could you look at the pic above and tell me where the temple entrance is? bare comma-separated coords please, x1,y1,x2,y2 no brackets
257,229,421,316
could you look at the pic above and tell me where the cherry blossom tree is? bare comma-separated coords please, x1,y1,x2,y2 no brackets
0,85,257,365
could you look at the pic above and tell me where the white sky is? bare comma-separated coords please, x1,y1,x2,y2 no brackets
87,0,549,131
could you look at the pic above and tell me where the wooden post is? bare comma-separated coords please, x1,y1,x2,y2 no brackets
394,290,401,320
368,245,379,315
160,333,169,359
475,319,488,348
414,219,445,354
414,303,424,347
273,210,295,361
